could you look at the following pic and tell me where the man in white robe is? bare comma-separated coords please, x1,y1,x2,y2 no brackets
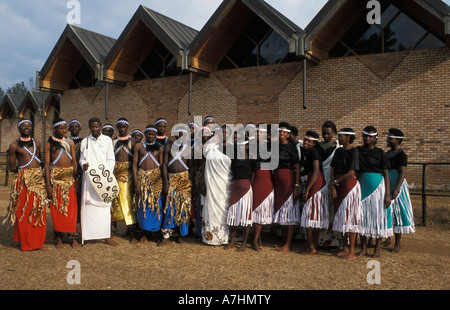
79,117,117,246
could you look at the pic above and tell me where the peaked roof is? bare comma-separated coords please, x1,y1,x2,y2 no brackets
39,25,117,91
103,5,199,83
0,94,26,119
304,0,450,60
188,0,305,73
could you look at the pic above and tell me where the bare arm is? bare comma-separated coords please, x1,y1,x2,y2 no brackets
44,142,52,199
293,162,300,202
161,144,170,194
303,160,319,202
8,142,18,173
392,166,406,199
382,169,391,208
132,144,141,192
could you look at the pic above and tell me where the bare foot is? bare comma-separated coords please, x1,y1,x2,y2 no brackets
341,253,357,260
237,245,247,252
299,248,317,255
105,238,119,247
381,239,391,248
55,237,65,249
138,235,148,244
130,237,139,244
224,243,235,250
251,242,262,252
157,238,169,247
275,244,290,252
337,248,349,257
358,249,368,257
71,239,80,249
177,237,183,245
393,244,401,253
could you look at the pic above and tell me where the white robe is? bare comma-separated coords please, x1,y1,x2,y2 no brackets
201,142,233,245
79,134,116,243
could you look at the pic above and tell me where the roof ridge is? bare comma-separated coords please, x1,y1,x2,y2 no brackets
140,5,199,33
68,24,117,41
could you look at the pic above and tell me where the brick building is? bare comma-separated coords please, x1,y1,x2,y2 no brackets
1,0,449,188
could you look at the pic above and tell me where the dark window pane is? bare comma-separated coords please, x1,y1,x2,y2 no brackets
245,15,272,44
226,33,257,68
259,30,289,65
380,4,399,28
329,41,351,58
154,41,170,58
164,55,181,77
352,25,382,55
218,56,236,70
415,32,446,50
137,49,163,79
385,13,427,52
341,16,382,55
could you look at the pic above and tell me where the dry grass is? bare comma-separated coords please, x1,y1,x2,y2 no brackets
0,186,449,291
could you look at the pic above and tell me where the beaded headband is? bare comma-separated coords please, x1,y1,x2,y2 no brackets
53,121,67,128
68,120,81,127
17,120,32,128
116,120,129,126
103,125,114,130
155,119,167,126
131,129,143,136
145,127,158,133
305,136,319,141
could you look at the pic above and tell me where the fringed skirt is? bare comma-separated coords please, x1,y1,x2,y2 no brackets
358,172,393,238
163,171,192,237
111,162,137,225
136,168,163,232
227,179,253,227
50,166,77,233
4,168,47,251
300,172,329,229
252,169,274,225
273,169,299,226
332,174,361,234
389,169,415,234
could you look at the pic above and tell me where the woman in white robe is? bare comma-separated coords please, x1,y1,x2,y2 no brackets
201,127,233,246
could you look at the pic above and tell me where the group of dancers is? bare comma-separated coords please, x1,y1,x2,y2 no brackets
4,116,415,259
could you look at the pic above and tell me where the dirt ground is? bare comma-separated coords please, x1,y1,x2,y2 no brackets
0,185,448,293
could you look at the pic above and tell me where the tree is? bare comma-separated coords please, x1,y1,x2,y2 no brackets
7,81,28,96
0,87,5,100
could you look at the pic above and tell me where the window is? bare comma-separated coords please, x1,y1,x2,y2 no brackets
329,3,446,58
69,61,96,90
134,41,182,80
218,15,298,70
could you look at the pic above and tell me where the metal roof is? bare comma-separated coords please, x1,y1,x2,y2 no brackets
69,25,117,65
141,6,199,51
189,0,305,58
305,0,450,36
0,94,26,117
40,24,117,80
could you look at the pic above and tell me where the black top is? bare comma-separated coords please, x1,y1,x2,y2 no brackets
302,147,323,175
276,143,300,170
231,158,257,180
386,149,408,170
156,136,169,146
356,146,388,173
319,141,337,161
331,147,359,174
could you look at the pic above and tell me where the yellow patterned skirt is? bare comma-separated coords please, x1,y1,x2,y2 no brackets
111,162,137,225
164,171,192,227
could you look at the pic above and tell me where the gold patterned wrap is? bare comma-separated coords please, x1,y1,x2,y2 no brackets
165,171,192,226
111,161,137,225
113,161,132,182
136,168,163,220
4,168,48,227
50,166,75,217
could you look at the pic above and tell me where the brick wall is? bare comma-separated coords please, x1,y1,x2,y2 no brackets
2,47,448,189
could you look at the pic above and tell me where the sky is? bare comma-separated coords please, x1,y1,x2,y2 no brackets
0,0,448,91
